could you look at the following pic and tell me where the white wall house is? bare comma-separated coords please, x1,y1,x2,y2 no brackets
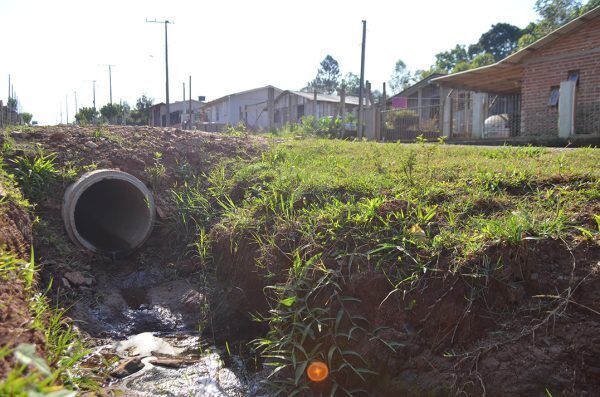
201,85,283,130
273,91,361,129
149,100,203,127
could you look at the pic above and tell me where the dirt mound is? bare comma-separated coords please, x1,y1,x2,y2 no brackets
352,238,600,396
9,126,265,341
0,192,44,379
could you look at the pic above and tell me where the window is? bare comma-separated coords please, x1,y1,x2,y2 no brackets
216,106,220,121
568,70,580,85
548,86,560,107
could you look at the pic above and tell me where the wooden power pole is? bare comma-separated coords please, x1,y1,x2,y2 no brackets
146,19,173,126
358,20,367,139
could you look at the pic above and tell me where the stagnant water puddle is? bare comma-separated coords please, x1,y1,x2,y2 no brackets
66,257,266,396
81,333,262,396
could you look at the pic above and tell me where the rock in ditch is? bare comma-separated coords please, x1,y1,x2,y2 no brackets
64,271,94,286
148,357,198,368
110,357,144,379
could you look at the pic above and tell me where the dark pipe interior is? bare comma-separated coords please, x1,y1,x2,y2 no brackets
74,179,149,253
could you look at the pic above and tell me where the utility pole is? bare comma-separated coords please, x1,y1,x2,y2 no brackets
7,74,10,105
86,80,97,110
189,75,192,130
66,94,69,125
146,19,173,126
74,91,78,118
100,64,116,104
182,82,185,129
358,20,367,139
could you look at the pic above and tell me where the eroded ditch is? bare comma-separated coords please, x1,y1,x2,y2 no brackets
20,126,269,396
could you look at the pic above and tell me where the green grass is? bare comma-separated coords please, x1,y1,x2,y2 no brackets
0,250,92,396
199,138,599,394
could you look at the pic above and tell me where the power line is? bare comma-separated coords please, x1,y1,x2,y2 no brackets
146,18,173,127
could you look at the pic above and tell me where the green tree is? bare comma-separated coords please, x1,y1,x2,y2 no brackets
305,55,341,94
20,112,32,125
474,23,523,60
435,45,470,72
470,53,496,68
75,107,99,124
535,0,582,34
518,33,539,49
100,103,120,123
7,97,17,111
451,61,471,73
129,95,154,125
388,59,413,94
339,73,361,96
580,0,600,13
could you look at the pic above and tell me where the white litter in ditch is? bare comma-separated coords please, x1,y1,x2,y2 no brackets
115,332,183,357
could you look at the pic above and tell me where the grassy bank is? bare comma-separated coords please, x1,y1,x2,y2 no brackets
206,138,599,395
0,130,92,396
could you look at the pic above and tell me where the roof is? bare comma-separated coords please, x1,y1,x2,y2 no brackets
391,73,446,98
201,85,283,107
433,5,600,93
149,100,201,109
279,90,362,106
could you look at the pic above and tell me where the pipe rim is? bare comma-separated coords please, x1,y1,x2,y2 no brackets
62,170,155,256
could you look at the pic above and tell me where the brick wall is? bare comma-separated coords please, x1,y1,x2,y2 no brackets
521,17,600,136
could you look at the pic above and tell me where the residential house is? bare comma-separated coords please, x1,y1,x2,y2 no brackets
433,5,600,140
272,90,361,129
200,85,283,131
149,100,203,127
383,73,448,141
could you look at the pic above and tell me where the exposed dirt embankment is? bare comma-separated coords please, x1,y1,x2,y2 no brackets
1,125,266,391
0,181,42,378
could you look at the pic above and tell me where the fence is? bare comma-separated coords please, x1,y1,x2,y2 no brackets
382,98,441,141
450,91,472,138
575,84,600,134
448,91,522,139
483,93,522,138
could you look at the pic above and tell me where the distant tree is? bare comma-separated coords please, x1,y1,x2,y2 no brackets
128,95,154,125
414,67,445,81
305,55,341,94
100,103,120,123
580,0,600,13
435,45,470,72
388,59,413,94
339,73,361,96
75,107,99,124
470,53,496,68
475,23,523,60
451,61,472,73
535,0,582,34
7,97,17,111
20,112,32,125
517,33,539,49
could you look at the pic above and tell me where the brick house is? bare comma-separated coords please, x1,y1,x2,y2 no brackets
433,5,600,140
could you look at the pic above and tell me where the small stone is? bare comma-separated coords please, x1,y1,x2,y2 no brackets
148,357,197,368
110,357,144,379
84,141,98,149
49,132,66,142
64,271,93,286
98,159,113,168
530,272,539,280
155,205,166,220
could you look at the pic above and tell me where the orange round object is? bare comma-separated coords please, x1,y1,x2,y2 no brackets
307,361,329,382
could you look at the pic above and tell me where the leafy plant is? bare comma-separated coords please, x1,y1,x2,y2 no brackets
10,153,59,201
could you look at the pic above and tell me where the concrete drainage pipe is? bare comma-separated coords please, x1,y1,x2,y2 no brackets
62,170,155,257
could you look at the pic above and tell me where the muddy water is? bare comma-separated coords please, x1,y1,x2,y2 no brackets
69,257,266,396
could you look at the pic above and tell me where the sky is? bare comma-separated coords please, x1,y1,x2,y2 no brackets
0,0,539,125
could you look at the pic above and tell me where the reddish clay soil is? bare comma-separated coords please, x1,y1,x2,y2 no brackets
0,196,44,379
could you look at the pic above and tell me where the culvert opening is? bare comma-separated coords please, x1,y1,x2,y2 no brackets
63,170,155,256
